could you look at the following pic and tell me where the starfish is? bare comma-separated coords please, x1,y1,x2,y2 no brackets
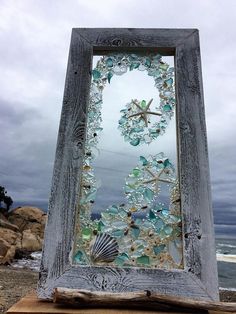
142,167,174,193
128,99,162,127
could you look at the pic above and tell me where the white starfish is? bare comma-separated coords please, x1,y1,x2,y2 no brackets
142,167,174,192
128,99,162,127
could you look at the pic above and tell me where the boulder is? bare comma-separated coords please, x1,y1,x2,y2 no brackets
8,206,46,239
0,218,19,232
21,229,43,252
0,227,21,264
0,206,46,264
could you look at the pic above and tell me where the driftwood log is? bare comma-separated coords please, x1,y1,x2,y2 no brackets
53,288,236,312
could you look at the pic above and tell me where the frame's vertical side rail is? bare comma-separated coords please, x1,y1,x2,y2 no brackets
38,30,93,298
175,30,219,300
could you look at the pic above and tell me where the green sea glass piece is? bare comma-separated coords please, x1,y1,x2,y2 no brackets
137,255,150,265
82,227,92,240
132,168,141,177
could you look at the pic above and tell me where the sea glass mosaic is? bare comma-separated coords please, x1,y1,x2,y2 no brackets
73,53,183,269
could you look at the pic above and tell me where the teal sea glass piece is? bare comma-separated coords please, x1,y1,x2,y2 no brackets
92,69,101,80
140,156,148,166
130,138,140,146
163,104,172,112
107,72,113,83
149,210,156,220
74,250,84,263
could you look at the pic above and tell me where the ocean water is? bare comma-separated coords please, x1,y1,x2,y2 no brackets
215,238,236,289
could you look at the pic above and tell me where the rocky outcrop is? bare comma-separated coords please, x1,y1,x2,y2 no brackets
0,206,46,264
8,206,46,239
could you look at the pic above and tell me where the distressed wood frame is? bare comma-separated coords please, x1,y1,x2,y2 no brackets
38,28,219,301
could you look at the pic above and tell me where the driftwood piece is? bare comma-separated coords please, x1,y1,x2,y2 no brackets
53,288,236,312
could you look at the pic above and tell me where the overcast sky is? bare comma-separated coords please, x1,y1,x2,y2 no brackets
0,0,235,229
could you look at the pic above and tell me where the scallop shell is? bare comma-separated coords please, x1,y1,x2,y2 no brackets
90,233,119,263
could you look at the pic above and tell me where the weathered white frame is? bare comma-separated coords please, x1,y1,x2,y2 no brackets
38,28,219,301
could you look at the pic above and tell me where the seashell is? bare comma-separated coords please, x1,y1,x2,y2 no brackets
90,233,119,263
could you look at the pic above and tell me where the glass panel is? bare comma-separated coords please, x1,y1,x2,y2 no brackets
73,53,183,269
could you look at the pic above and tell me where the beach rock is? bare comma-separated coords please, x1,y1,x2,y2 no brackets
8,206,46,239
0,206,46,264
0,218,19,232
0,228,21,264
21,229,43,252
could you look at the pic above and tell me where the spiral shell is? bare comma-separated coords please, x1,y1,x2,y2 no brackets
90,233,119,263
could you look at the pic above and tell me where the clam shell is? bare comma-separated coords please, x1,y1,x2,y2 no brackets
90,233,119,263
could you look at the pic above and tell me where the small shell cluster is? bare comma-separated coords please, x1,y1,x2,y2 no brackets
90,233,119,264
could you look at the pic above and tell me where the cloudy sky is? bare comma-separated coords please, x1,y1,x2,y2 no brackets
0,0,235,233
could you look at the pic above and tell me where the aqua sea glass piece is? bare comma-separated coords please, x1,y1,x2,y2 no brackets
115,253,129,266
74,250,84,263
155,218,164,231
82,227,92,240
131,225,140,238
106,58,113,67
137,255,150,265
112,229,124,237
164,225,173,235
144,188,154,202
107,205,119,214
153,244,165,255
165,78,173,86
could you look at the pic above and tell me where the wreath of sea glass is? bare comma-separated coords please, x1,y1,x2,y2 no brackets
73,53,183,269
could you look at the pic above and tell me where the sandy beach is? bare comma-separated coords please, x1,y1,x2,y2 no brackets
0,266,38,313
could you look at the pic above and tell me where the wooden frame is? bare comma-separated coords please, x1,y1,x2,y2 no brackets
38,28,219,301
